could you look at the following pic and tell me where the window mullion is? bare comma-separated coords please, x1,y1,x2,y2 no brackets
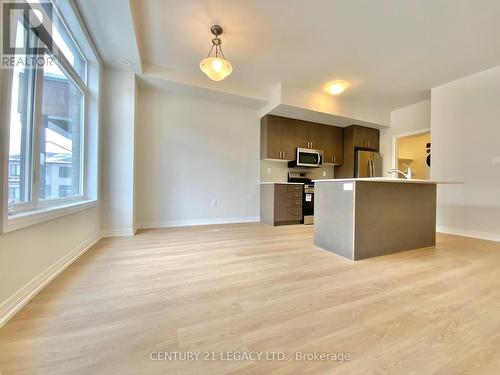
31,64,45,209
51,47,87,90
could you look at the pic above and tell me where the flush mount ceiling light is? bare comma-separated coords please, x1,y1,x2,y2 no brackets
200,25,233,81
324,80,350,95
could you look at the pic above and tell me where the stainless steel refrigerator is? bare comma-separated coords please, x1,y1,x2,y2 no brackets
355,151,383,178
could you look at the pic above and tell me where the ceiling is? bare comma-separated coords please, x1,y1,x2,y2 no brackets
77,0,500,115
75,0,142,72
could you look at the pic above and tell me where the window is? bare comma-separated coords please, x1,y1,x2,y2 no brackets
3,0,99,228
49,8,86,80
39,55,83,200
8,187,20,201
59,185,72,197
58,166,71,178
9,164,20,177
7,20,36,204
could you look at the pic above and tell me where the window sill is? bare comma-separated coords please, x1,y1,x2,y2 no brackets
3,199,99,233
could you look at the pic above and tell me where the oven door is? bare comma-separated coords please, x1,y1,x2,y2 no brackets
303,190,314,225
296,148,322,167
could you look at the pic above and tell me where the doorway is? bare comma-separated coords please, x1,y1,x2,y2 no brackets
393,130,431,180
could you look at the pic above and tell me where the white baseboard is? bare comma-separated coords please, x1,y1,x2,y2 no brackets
437,226,500,243
137,216,260,229
100,228,135,238
0,232,102,328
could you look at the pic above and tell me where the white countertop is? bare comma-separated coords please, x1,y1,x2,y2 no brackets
259,182,304,185
313,178,461,184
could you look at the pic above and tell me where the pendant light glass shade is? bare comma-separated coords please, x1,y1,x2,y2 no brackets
200,25,232,81
200,57,233,81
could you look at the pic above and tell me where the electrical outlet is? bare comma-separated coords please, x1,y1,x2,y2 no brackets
323,171,327,177
211,199,218,208
267,167,272,175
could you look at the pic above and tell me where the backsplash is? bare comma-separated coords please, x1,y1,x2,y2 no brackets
260,160,335,182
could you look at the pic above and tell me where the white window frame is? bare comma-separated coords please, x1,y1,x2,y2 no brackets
1,0,101,233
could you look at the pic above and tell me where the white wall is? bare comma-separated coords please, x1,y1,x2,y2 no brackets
0,207,101,324
431,65,500,241
101,68,136,235
380,100,431,175
135,89,260,227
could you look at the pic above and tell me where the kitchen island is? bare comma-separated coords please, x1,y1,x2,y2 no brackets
314,178,454,260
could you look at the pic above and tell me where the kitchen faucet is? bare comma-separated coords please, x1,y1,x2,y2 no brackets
387,164,412,179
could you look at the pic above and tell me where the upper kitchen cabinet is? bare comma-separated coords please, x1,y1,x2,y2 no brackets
260,115,344,164
351,125,380,150
319,124,344,165
291,120,344,164
261,115,284,160
260,115,297,160
292,119,333,151
292,120,316,149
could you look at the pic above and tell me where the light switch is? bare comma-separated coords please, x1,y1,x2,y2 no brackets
267,167,272,175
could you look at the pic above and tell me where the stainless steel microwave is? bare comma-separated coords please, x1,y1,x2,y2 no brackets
289,148,323,168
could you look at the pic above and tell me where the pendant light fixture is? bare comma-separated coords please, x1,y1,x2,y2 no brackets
200,25,233,81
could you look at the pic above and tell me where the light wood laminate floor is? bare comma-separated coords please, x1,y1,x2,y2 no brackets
2,223,500,374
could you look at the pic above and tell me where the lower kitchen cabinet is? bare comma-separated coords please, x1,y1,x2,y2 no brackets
260,184,303,226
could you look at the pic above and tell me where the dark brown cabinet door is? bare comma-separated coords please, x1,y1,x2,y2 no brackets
274,185,303,223
319,125,334,163
281,120,299,161
316,125,343,164
310,123,324,151
293,120,311,149
294,119,326,150
353,126,380,150
260,115,283,159
366,128,380,150
332,126,344,164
